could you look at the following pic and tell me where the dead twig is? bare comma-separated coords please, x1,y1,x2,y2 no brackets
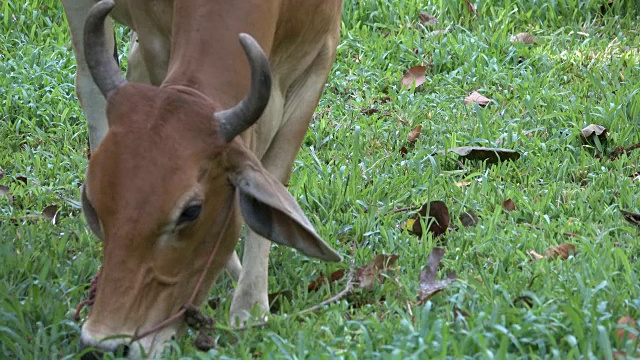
521,222,580,238
296,275,354,316
391,205,420,214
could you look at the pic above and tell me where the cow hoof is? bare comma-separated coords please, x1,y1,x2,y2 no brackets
229,303,268,328
229,310,252,328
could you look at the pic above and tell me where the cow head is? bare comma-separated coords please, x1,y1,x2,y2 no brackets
78,1,340,358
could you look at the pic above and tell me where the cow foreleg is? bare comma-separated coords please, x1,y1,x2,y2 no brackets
125,31,152,84
229,43,338,326
62,0,115,153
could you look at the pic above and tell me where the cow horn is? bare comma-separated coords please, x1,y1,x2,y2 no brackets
216,34,272,142
84,0,126,98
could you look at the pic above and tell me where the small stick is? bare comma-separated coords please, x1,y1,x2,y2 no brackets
214,320,268,333
296,277,355,316
521,222,580,238
390,205,420,214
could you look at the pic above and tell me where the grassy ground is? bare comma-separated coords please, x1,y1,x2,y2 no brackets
1,0,639,358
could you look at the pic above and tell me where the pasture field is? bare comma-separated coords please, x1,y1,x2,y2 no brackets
1,0,640,358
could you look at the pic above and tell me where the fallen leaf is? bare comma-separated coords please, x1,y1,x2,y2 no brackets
361,108,379,116
16,175,27,184
399,146,408,156
410,200,450,237
0,188,12,204
427,29,448,37
464,91,491,107
417,247,457,303
206,297,220,310
268,289,293,313
419,11,438,26
42,205,60,225
528,244,577,260
616,315,639,343
466,0,476,13
453,306,469,321
459,210,479,227
607,144,640,161
528,250,545,260
620,209,640,228
308,269,346,292
580,124,607,144
355,254,399,289
503,199,516,212
513,296,534,308
408,125,422,143
401,66,427,89
455,181,471,188
612,351,629,359
437,146,520,163
510,33,537,44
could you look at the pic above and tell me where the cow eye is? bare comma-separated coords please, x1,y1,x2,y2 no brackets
177,204,202,225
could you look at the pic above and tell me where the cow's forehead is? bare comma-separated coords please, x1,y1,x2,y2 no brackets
105,83,222,138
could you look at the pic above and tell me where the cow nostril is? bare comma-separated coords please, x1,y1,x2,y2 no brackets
115,344,130,357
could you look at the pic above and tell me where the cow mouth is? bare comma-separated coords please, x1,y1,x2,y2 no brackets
80,322,179,359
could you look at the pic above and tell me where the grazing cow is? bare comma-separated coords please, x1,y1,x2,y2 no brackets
62,0,343,357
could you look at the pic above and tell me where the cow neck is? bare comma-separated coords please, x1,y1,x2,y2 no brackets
162,0,279,109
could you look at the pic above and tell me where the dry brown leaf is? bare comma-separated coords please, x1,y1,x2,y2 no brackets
529,244,577,260
609,144,640,160
268,289,293,313
464,91,491,107
308,269,346,292
419,11,438,26
427,29,448,37
580,124,607,144
355,254,399,289
360,108,379,116
616,315,639,343
453,306,469,321
503,199,516,212
42,205,60,225
455,181,471,188
510,33,537,44
410,200,450,237
612,351,630,359
417,247,457,303
513,296,534,308
528,250,545,260
437,146,520,163
399,146,408,157
0,185,12,204
620,209,640,228
401,66,427,89
459,210,479,227
408,125,422,143
466,0,476,14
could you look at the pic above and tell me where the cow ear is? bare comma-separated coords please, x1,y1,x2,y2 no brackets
228,160,341,262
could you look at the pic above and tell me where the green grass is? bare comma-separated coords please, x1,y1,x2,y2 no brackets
1,0,640,358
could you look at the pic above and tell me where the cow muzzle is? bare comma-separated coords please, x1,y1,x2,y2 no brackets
80,322,178,359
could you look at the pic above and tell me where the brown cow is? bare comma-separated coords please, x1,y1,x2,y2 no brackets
62,0,342,357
